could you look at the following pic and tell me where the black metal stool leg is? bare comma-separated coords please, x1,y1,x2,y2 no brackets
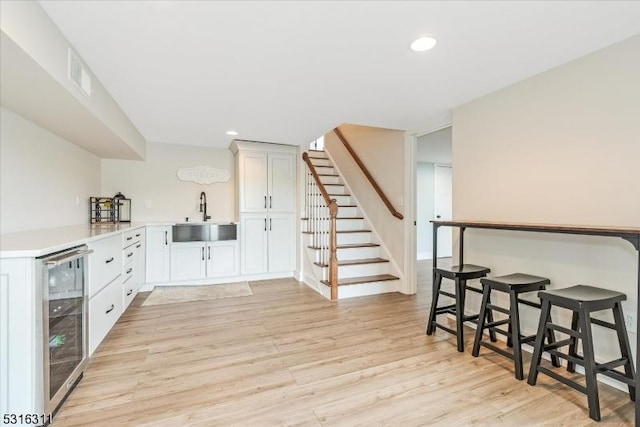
472,284,491,357
545,310,561,368
527,299,552,386
426,272,443,335
455,278,466,352
579,308,601,422
509,289,524,380
612,302,636,401
485,291,498,343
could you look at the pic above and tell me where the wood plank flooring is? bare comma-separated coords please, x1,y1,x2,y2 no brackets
52,260,634,426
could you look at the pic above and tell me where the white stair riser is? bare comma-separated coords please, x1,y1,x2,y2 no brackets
338,262,389,279
337,232,371,245
320,176,341,185
337,246,380,260
309,245,380,262
330,195,352,205
310,158,332,167
313,166,335,175
309,151,327,158
306,219,364,232
337,206,359,217
324,184,346,194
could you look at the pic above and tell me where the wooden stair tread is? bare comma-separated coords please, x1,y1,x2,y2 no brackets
321,274,399,287
308,243,380,250
303,230,371,234
318,174,339,177
301,217,363,221
314,257,388,268
308,149,325,153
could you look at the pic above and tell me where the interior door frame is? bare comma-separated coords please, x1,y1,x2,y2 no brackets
403,122,452,295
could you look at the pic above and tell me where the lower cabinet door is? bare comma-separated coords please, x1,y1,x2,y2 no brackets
268,213,294,273
170,242,207,282
240,215,268,275
206,242,239,278
88,275,123,355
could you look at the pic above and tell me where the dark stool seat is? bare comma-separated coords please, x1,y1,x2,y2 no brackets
472,273,560,380
527,285,636,421
426,264,494,352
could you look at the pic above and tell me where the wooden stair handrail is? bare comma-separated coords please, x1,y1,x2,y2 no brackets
333,127,404,220
302,152,339,301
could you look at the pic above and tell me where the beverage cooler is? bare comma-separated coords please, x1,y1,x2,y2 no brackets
37,245,92,414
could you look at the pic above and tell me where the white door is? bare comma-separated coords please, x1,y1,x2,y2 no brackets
170,242,206,282
267,213,294,273
145,226,171,283
207,242,238,278
240,214,268,274
240,152,268,212
268,154,295,213
434,165,453,258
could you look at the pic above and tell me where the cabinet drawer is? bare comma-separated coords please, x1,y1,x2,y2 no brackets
122,228,144,248
122,274,136,309
88,276,123,355
88,235,122,297
123,246,136,266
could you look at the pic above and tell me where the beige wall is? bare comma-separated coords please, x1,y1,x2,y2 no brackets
452,35,640,372
101,142,235,223
0,108,101,233
325,124,405,275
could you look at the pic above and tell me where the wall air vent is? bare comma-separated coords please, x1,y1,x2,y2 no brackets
67,47,92,97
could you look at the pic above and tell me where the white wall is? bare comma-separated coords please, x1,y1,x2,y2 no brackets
101,142,235,223
452,35,640,378
416,163,434,259
0,1,146,159
325,124,405,273
0,108,101,233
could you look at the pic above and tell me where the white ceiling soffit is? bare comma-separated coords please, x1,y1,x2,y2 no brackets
39,1,640,149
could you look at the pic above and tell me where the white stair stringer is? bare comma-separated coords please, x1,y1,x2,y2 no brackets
301,150,400,299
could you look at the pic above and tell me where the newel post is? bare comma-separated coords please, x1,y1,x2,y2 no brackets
328,199,339,301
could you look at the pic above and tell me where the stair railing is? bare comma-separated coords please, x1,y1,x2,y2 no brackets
302,152,339,301
333,127,404,220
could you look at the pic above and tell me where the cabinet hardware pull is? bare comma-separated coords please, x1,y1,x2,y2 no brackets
269,196,272,209
126,236,133,241
105,257,114,264
127,252,133,258
202,247,205,261
135,233,141,237
208,246,211,260
126,268,133,274
264,196,267,209
127,289,133,296
270,218,272,231
105,304,115,314
264,218,267,231
136,244,141,248
165,231,168,245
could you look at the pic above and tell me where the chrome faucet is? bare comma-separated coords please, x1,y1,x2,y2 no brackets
199,192,211,222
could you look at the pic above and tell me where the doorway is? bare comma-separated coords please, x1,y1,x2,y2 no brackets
415,127,452,261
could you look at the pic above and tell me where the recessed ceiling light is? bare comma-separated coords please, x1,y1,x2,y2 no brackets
226,130,238,136
410,36,437,52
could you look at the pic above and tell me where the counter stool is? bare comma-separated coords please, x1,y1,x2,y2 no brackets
471,273,560,380
426,264,495,352
527,285,636,421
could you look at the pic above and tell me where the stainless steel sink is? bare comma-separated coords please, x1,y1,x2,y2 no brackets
172,223,237,242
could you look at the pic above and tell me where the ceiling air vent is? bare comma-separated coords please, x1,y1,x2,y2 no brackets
67,47,92,96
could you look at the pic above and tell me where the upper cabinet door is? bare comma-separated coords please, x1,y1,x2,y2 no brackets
268,154,295,213
239,152,268,212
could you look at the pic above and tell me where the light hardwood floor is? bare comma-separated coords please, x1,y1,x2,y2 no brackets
52,260,634,426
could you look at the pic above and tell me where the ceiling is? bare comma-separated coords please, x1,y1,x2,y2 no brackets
38,1,640,149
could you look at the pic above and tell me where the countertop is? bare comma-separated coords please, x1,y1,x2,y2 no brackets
0,221,240,258
0,222,164,258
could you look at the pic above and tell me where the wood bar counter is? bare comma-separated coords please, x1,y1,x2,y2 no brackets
431,220,640,424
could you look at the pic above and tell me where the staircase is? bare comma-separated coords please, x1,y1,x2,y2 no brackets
302,149,400,300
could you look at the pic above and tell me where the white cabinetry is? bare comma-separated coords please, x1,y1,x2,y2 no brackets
231,141,296,277
146,225,171,284
122,228,145,309
170,241,239,282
